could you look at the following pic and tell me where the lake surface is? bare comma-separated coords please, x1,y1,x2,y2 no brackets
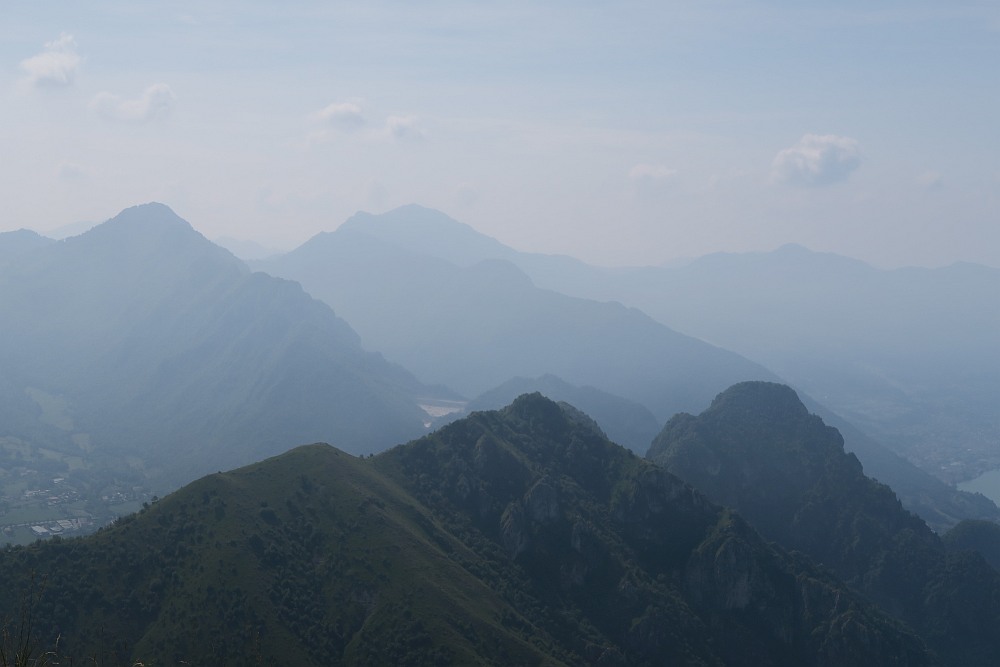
958,468,1000,506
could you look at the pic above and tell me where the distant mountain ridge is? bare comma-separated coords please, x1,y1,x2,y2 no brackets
315,206,1000,487
0,203,438,487
337,204,517,266
519,238,1000,486
0,228,54,265
252,204,999,531
254,207,775,426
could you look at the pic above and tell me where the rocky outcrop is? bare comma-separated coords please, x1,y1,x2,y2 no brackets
378,393,938,666
650,381,1000,666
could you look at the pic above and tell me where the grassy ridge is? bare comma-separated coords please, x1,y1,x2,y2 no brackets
1,444,565,665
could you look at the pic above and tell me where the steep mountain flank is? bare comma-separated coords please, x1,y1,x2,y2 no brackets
374,394,933,665
0,203,434,487
798,395,1000,534
0,396,933,666
943,519,1000,572
648,382,1000,666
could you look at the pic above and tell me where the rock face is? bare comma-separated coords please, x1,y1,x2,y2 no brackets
649,381,1000,666
375,393,935,666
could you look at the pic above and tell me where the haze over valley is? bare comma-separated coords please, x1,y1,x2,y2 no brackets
3,3,999,664
0,202,997,663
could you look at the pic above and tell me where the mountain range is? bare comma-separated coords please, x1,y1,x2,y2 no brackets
522,243,1000,486
3,197,999,664
270,205,1000,488
253,204,998,531
0,203,442,488
0,393,938,666
252,206,775,425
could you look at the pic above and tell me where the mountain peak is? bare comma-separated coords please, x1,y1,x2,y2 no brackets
499,392,607,442
105,202,194,231
648,380,1000,665
773,242,812,254
336,204,513,267
67,203,231,267
503,391,565,422
74,203,202,251
343,203,458,227
707,380,809,420
1,228,49,242
689,243,875,276
368,397,938,665
648,381,847,525
0,228,55,264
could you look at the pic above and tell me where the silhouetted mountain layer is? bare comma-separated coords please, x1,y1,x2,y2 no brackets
261,205,998,531
254,206,774,426
0,396,934,666
519,243,1000,485
648,382,1000,666
463,374,662,453
0,229,54,272
0,203,437,487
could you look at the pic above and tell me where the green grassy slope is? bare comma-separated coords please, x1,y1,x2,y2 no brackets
0,444,567,665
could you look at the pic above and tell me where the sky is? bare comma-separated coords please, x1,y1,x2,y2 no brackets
2,1,998,268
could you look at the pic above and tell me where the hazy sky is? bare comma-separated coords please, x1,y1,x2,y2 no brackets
2,2,998,268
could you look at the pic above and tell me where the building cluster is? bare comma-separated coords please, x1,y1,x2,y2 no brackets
29,517,91,537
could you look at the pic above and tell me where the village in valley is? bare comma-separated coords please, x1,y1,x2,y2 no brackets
0,437,152,547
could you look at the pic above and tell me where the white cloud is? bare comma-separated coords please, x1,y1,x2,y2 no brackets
629,163,678,182
308,104,423,144
771,134,861,186
20,33,81,87
386,115,425,140
314,101,365,128
91,83,175,122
